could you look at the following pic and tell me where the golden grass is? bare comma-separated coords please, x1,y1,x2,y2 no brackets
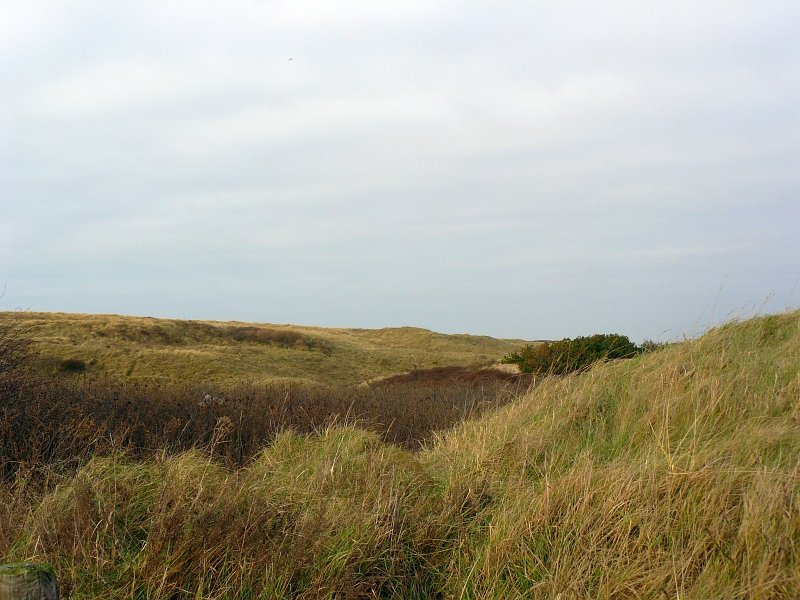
421,311,800,598
1,311,799,598
3,312,529,387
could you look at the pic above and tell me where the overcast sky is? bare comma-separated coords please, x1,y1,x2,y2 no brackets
1,1,798,341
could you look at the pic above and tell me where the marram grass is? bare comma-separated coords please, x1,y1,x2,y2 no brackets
2,311,799,598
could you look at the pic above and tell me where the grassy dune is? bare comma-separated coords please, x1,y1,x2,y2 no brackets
4,312,529,387
1,311,799,598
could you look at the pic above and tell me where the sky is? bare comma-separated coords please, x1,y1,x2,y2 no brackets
1,1,798,342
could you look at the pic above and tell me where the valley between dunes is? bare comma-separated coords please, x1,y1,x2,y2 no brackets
1,311,798,598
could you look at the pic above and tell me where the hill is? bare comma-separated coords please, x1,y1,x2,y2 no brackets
1,311,798,598
2,311,530,386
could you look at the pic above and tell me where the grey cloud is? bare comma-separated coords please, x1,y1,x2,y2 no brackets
1,1,798,341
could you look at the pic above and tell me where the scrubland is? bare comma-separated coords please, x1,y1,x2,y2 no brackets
1,311,799,598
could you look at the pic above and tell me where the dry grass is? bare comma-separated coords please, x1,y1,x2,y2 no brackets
1,311,799,598
3,312,529,387
422,311,800,598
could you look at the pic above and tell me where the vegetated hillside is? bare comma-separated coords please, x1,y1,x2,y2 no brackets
3,311,530,386
2,311,799,598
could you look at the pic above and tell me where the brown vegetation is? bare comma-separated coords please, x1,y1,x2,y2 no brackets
0,314,35,396
0,374,528,482
371,364,531,386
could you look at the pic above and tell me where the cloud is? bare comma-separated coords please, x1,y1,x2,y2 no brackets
1,1,798,340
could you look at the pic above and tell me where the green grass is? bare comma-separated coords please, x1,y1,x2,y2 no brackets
2,311,799,598
3,312,530,387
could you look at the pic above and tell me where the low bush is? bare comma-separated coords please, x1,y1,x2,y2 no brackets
0,315,34,387
502,333,642,375
0,374,526,481
59,358,86,373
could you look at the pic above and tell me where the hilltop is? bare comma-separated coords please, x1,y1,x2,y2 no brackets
3,311,531,386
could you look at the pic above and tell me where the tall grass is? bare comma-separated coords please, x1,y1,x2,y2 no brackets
1,312,799,598
422,312,800,598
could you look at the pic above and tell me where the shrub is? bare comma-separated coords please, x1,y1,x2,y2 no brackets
0,374,526,480
502,334,641,375
0,314,34,397
59,358,87,373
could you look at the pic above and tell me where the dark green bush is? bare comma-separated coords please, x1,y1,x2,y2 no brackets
60,358,87,373
502,334,641,376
